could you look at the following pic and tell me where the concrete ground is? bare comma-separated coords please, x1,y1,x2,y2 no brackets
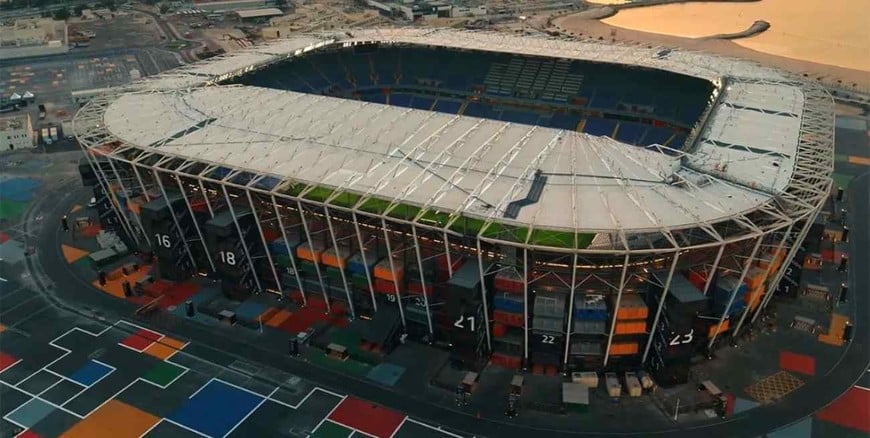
1,110,868,437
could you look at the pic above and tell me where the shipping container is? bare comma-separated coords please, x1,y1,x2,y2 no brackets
347,250,378,275
322,246,351,268
374,258,404,283
494,269,525,294
609,342,639,356
534,292,566,318
615,294,648,320
574,294,608,321
297,241,326,263
614,320,646,335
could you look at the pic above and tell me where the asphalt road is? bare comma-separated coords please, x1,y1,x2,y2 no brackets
22,175,870,437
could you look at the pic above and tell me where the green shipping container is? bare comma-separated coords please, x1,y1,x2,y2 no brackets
298,260,317,276
325,266,344,282
274,254,292,267
350,274,369,289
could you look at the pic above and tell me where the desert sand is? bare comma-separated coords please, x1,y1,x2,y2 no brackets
551,2,870,91
601,0,870,72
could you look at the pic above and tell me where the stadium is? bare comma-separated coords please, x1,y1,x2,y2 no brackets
73,28,834,384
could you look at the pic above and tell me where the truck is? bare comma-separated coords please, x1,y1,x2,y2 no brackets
50,126,58,141
38,104,46,119
41,128,52,145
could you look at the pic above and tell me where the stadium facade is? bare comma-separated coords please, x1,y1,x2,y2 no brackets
73,29,834,383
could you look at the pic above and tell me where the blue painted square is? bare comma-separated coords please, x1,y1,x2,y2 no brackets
7,398,54,428
69,360,113,386
366,363,405,387
733,397,759,414
169,380,264,437
234,301,267,321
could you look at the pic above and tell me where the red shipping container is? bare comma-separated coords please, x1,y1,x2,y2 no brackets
493,310,524,328
491,353,521,369
407,280,434,296
494,274,524,294
687,270,707,291
492,323,507,337
374,278,397,295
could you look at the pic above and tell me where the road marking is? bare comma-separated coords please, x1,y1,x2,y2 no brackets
309,395,348,437
389,416,408,438
162,417,212,438
405,418,465,438
222,387,280,438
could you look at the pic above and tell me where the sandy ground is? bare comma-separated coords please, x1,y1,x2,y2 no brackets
601,0,870,72
552,12,870,92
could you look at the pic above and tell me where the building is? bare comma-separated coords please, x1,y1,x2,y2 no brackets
1,113,36,150
234,7,283,21
0,18,68,60
191,0,273,12
360,0,468,21
73,29,833,382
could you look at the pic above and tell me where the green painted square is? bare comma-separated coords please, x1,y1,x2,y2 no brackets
143,361,186,387
311,420,352,438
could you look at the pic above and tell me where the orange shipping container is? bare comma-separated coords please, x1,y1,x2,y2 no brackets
610,342,639,356
374,259,404,283
321,247,351,269
745,286,765,310
744,267,768,290
615,321,647,335
296,241,326,263
615,294,648,320
707,320,730,338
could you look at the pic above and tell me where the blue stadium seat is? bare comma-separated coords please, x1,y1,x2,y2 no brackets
366,94,387,104
390,94,412,107
615,122,646,145
409,96,435,110
583,118,618,137
642,127,672,146
232,46,714,146
590,94,620,111
433,100,462,114
549,113,581,130
669,134,688,149
465,102,495,118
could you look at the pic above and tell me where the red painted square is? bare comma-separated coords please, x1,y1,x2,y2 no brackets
816,387,870,433
18,430,42,438
779,351,816,376
0,352,19,373
120,328,163,351
0,231,10,244
328,397,405,438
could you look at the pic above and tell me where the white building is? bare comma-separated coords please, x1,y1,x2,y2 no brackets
1,113,36,150
0,18,68,60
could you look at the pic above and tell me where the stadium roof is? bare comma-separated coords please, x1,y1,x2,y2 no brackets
75,29,834,250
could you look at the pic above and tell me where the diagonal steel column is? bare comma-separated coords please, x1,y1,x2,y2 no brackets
641,251,680,363
271,195,307,305
220,184,263,294
246,189,283,296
